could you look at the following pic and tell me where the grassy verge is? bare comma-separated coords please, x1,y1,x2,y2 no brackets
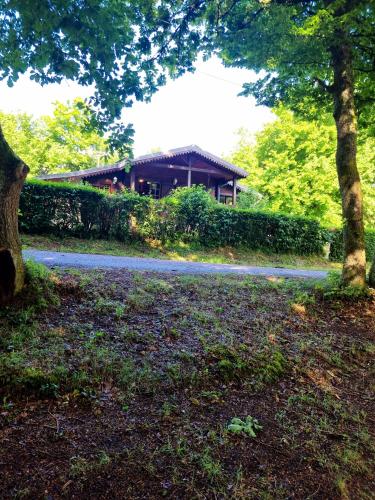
0,263,374,498
21,233,341,270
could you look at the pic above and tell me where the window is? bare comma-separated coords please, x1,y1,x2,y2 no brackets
139,181,161,199
219,195,233,205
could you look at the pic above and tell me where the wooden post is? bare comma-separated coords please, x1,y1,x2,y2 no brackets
215,182,221,202
130,169,135,191
232,177,237,206
187,157,192,188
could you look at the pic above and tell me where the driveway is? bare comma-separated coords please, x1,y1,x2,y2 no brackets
23,249,328,279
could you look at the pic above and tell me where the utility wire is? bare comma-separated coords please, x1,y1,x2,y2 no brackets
195,69,245,87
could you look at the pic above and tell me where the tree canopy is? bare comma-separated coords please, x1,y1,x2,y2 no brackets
230,108,375,228
0,0,177,153
0,100,117,176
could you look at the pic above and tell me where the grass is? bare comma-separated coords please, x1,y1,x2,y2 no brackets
21,233,342,270
0,264,374,498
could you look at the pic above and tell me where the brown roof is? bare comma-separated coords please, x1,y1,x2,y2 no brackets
37,158,130,181
38,145,248,181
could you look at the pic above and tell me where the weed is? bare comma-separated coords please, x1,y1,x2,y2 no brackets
199,448,222,480
126,289,154,312
161,401,177,417
315,272,370,300
227,416,262,438
144,278,173,294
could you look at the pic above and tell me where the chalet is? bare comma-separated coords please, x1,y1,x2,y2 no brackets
39,145,248,205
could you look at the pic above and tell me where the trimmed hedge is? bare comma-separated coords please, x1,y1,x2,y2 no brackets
144,186,329,255
20,182,332,256
20,180,151,241
329,229,375,262
203,206,328,255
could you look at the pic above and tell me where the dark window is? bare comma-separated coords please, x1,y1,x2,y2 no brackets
219,195,233,205
139,181,161,199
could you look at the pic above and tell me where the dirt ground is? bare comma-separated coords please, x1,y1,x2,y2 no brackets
0,268,374,499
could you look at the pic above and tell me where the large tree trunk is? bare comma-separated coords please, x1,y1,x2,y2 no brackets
331,38,366,288
0,125,29,304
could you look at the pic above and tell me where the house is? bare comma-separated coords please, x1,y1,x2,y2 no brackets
38,145,248,205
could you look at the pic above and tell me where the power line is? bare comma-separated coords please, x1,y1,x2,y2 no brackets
195,69,245,87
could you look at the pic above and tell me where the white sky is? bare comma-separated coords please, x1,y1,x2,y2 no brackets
0,56,274,157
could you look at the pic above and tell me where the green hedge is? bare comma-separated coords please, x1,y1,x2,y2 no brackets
203,206,328,254
144,186,328,255
20,182,332,255
329,229,375,262
20,180,151,241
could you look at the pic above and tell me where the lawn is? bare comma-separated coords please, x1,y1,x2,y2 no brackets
0,263,374,498
21,233,342,271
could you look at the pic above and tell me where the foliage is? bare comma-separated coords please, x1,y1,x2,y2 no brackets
0,1,190,152
208,1,374,122
314,272,370,301
19,180,151,241
227,416,262,438
22,182,329,255
229,108,375,228
329,229,375,263
147,188,329,255
145,185,215,242
204,206,328,255
24,260,60,311
0,100,117,177
236,189,267,211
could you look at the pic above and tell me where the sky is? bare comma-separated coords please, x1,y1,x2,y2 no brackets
0,56,274,158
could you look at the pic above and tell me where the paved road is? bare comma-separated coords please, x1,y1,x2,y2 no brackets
23,249,328,279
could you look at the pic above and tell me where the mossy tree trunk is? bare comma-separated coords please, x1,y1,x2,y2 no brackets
331,37,366,288
0,125,29,304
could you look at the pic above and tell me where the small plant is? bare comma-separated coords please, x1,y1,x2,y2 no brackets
315,272,370,300
144,278,173,294
199,447,222,480
227,416,262,438
126,289,154,312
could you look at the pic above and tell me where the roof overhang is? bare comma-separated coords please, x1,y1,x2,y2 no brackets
38,145,248,181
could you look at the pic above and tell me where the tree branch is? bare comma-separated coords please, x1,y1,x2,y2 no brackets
313,77,334,93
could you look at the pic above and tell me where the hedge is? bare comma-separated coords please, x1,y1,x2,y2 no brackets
202,206,328,255
20,182,333,256
19,180,151,241
329,228,375,262
144,186,329,255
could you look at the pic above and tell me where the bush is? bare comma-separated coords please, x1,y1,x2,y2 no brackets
329,229,375,262
20,182,329,255
20,180,151,241
142,185,214,242
202,206,327,254
145,187,328,255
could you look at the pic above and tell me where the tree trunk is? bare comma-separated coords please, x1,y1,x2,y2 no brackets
331,38,366,287
0,125,29,304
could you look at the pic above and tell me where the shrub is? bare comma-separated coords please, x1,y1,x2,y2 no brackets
21,182,329,255
143,185,214,242
20,180,151,241
202,206,328,254
329,229,375,262
146,188,328,255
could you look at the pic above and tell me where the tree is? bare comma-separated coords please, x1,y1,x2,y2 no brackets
0,0,180,302
0,100,117,177
229,108,375,228
210,0,374,286
139,0,375,285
